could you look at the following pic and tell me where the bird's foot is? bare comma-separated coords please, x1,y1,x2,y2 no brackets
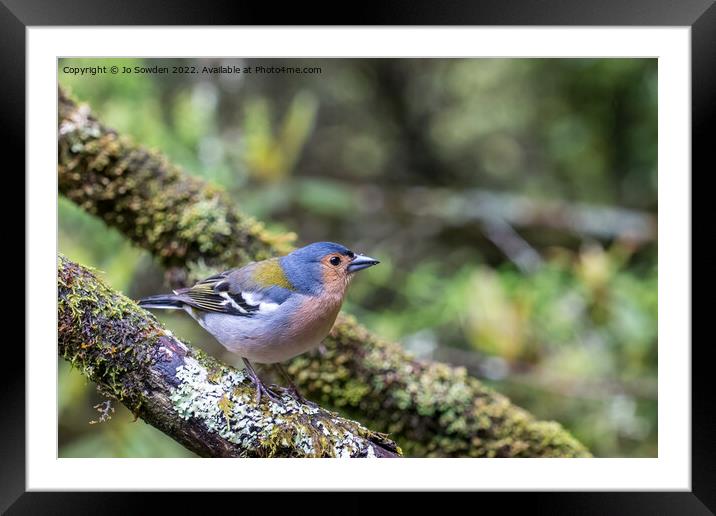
271,384,318,408
256,382,282,405
242,359,283,405
271,363,318,407
253,380,283,405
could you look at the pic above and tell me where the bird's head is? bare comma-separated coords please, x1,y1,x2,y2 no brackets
280,242,380,296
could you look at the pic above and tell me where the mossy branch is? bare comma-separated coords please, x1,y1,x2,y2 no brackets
58,90,294,286
58,86,591,457
57,255,400,458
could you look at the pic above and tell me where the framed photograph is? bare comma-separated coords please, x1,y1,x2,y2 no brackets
8,0,710,511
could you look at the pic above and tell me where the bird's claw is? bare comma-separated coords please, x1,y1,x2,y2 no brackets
244,368,282,405
271,384,318,408
252,379,283,405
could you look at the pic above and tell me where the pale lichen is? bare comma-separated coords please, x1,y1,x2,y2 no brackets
168,355,394,458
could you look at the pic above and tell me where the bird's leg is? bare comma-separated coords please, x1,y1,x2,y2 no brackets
242,358,282,404
273,363,317,407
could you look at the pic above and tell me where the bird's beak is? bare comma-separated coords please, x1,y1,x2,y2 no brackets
347,254,380,273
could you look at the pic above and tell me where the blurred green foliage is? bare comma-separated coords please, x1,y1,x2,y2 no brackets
58,57,657,458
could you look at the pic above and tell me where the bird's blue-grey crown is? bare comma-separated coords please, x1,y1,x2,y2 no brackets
279,242,378,295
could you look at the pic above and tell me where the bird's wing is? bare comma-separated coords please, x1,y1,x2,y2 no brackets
174,261,294,316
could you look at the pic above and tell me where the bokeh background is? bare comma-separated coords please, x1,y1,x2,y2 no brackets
58,58,657,458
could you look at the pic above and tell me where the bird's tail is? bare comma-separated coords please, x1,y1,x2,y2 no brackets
137,294,185,310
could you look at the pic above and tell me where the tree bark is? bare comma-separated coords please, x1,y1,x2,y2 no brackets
58,86,591,458
58,255,399,458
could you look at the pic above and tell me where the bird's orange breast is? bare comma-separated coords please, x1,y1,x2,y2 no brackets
287,292,343,345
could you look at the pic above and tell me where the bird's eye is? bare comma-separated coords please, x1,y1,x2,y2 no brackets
330,256,341,266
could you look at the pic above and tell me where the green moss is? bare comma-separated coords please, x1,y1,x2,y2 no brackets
58,254,163,405
287,315,591,458
58,88,292,284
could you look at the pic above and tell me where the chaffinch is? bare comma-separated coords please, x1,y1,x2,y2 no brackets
138,242,379,404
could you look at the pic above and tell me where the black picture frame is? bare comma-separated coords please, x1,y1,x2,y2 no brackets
6,0,710,512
